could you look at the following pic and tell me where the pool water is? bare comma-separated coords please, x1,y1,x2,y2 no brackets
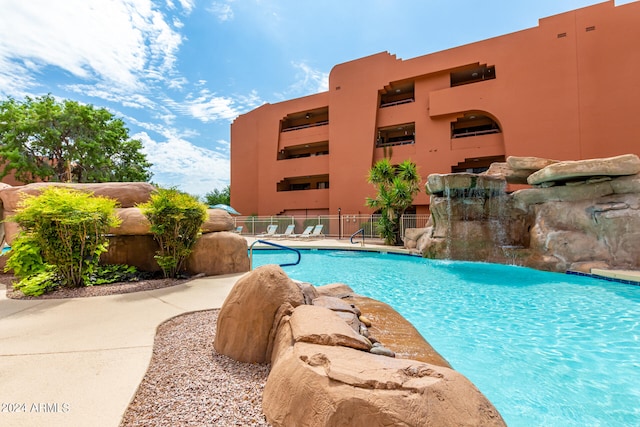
252,250,640,427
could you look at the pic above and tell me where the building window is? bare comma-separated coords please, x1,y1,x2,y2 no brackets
376,123,415,147
451,114,500,138
379,81,415,108
281,107,329,132
450,64,495,87
277,141,329,160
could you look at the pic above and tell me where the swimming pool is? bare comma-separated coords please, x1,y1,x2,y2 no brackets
252,249,640,427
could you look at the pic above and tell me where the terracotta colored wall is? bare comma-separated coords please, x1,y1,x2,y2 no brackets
231,1,640,216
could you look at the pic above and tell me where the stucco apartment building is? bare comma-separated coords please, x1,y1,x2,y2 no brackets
230,0,640,217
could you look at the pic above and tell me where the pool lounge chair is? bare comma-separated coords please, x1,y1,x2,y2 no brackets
274,224,296,239
257,224,278,238
233,225,243,234
299,224,324,239
293,225,314,239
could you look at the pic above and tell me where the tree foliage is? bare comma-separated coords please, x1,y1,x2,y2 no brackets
203,185,230,206
9,187,121,288
366,159,421,245
138,188,208,278
0,94,152,184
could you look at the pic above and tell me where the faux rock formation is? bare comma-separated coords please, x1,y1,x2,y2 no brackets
419,154,640,272
264,341,504,427
0,182,155,212
507,156,558,171
527,154,640,185
215,267,505,426
0,182,155,245
214,265,305,363
185,232,249,276
0,182,250,277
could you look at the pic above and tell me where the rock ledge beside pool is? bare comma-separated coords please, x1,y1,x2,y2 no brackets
214,265,506,426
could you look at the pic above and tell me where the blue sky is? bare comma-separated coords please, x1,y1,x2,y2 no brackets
0,0,634,196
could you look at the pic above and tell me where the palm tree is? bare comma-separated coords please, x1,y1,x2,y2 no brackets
366,159,421,245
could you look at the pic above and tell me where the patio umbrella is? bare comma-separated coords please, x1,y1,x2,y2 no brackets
209,204,241,215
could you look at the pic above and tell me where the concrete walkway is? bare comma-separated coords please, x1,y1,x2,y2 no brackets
0,273,243,427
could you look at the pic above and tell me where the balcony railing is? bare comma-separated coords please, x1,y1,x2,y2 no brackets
281,120,329,132
452,128,501,139
379,98,414,108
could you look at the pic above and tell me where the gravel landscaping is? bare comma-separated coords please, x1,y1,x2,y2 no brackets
120,310,271,426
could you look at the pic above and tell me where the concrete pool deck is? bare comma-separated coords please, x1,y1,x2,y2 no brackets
1,237,637,426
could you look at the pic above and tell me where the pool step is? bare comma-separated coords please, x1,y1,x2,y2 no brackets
567,269,640,285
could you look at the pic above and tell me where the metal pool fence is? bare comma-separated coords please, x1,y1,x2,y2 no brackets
232,214,430,241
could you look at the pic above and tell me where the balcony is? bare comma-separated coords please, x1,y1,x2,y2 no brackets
379,81,415,108
278,141,329,160
376,123,415,148
281,107,328,132
450,64,495,87
277,174,330,192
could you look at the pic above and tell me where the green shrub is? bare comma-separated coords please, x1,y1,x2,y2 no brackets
87,264,138,286
4,234,48,279
138,188,208,278
9,187,121,288
13,268,60,297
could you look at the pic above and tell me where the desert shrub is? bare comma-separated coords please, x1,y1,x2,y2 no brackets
87,264,138,286
4,233,47,279
9,187,121,288
12,269,60,297
138,188,208,278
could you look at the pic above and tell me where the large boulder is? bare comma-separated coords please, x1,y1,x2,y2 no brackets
110,208,151,235
100,235,160,272
506,156,558,171
0,182,156,245
214,265,304,363
0,182,155,212
185,232,249,276
512,180,615,206
263,323,505,427
202,209,235,233
527,154,640,185
483,162,532,185
426,173,505,197
289,304,371,351
402,227,428,250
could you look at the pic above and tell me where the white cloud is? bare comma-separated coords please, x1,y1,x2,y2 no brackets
185,92,240,122
290,61,329,94
0,0,185,92
207,1,235,21
0,58,36,97
64,83,159,110
167,0,195,14
135,131,229,195
170,89,265,123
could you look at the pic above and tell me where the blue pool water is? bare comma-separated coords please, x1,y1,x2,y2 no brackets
252,250,640,427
